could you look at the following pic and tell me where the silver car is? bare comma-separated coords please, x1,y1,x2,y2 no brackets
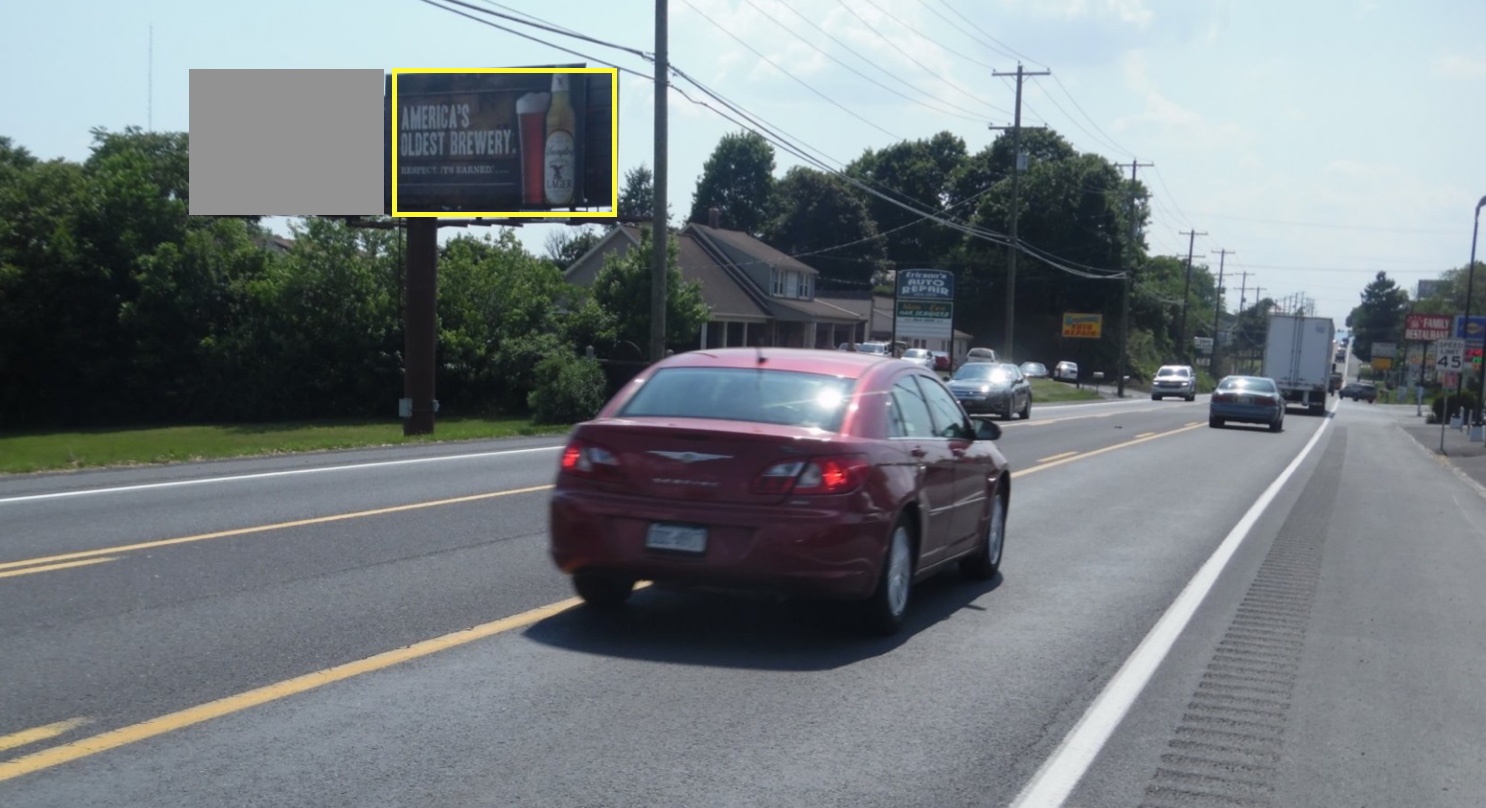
1151,364,1196,401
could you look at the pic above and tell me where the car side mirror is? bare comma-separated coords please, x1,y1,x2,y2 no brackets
973,418,1002,441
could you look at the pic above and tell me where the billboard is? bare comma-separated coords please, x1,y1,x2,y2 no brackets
1405,313,1453,341
387,67,617,217
1062,313,1103,339
1372,342,1396,359
893,269,955,345
1417,279,1443,299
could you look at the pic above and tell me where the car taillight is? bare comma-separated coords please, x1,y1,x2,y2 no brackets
1212,392,1235,403
560,440,619,477
752,455,870,496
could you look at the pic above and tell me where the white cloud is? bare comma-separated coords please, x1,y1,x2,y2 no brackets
1432,52,1486,80
994,0,1152,26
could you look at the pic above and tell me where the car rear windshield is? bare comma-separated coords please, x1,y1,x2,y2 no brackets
1157,368,1188,377
1218,377,1276,392
618,367,857,432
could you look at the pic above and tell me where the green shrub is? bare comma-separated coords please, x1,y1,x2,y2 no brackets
1430,390,1481,423
528,352,609,425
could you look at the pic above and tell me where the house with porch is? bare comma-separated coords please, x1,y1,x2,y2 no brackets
563,216,867,352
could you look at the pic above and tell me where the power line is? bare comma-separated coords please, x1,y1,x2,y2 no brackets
831,0,1007,116
434,0,650,59
735,0,994,124
680,0,902,140
856,0,1000,72
415,0,653,79
423,1,1126,283
927,0,1045,68
1048,74,1134,158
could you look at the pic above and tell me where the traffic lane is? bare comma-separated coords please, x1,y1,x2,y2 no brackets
1069,406,1486,807
0,396,1329,806
0,493,575,743
0,441,566,564
992,395,1295,474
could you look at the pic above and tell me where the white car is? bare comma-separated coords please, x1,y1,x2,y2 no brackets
1053,361,1079,382
900,348,935,370
1151,364,1197,401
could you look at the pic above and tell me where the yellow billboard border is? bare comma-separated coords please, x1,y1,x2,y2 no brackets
390,67,619,219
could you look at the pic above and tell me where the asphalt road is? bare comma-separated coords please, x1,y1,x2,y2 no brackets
3,395,1484,807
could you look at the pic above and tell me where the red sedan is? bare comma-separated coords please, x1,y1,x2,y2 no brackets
549,347,1012,635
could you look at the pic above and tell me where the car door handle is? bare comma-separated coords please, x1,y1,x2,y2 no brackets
951,447,966,458
910,447,927,458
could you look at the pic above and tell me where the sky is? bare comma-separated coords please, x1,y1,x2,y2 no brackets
6,0,1486,325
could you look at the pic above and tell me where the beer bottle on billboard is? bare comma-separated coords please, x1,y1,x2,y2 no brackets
544,73,576,206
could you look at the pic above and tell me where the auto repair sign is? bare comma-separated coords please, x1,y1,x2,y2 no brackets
896,269,955,301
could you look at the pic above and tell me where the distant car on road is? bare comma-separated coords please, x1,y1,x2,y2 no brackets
1019,361,1048,379
930,351,952,372
1053,361,1079,382
946,361,1032,420
1209,375,1285,432
1339,381,1377,403
1151,364,1197,401
548,347,1013,636
901,348,935,370
965,347,999,364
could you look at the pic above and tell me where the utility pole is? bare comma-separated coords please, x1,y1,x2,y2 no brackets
649,0,669,363
1117,159,1152,398
1178,229,1206,363
1211,248,1233,376
989,63,1049,363
1237,269,1252,311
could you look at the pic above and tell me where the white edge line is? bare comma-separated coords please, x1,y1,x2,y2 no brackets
0,445,565,505
1009,415,1332,808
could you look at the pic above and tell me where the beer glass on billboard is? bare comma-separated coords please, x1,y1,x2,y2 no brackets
517,91,551,207
544,73,576,207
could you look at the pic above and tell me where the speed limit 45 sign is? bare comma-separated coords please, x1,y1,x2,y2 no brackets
1436,339,1466,372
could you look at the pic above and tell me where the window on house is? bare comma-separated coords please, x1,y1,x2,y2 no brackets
785,271,800,298
772,270,783,296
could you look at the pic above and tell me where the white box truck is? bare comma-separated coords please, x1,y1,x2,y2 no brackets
1263,314,1336,415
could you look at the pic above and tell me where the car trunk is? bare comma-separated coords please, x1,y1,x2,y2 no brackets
571,418,855,505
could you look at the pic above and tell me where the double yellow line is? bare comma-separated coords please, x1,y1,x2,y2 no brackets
0,423,1206,783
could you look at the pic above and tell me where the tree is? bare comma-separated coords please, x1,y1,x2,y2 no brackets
1347,271,1410,361
689,131,776,234
592,227,709,355
618,163,672,222
544,225,604,270
846,131,968,268
762,166,887,291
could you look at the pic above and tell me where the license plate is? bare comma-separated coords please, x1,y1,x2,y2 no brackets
645,523,707,553
1238,395,1254,404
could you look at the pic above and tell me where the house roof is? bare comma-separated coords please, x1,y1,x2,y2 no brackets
676,233,769,321
689,223,820,277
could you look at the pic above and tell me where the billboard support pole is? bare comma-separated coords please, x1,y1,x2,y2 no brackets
403,218,438,436
649,0,669,363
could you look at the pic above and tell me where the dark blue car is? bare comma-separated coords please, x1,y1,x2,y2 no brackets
1209,375,1285,432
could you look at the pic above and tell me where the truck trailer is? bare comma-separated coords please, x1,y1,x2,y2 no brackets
1263,314,1336,415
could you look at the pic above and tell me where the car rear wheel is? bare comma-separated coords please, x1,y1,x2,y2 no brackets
960,488,1006,581
573,572,635,610
1152,394,1161,401
1210,416,1224,428
1185,393,1196,402
1269,415,1284,433
863,519,915,635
